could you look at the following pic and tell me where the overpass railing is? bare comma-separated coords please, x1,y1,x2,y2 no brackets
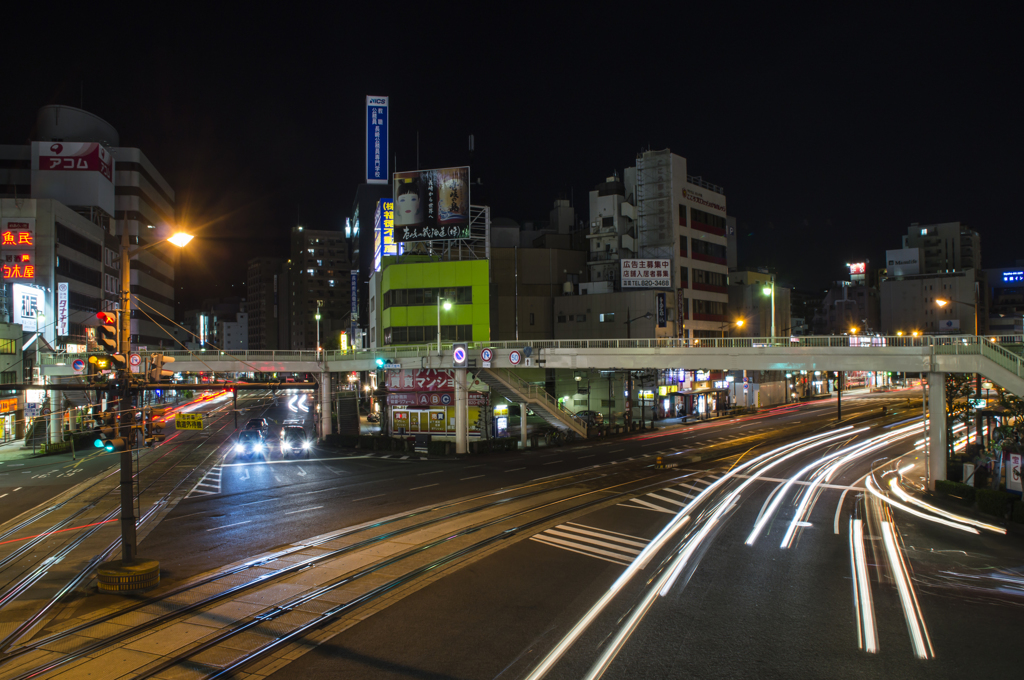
35,335,1024,375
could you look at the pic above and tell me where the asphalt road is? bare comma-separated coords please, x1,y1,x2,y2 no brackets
143,391,917,585
263,391,1024,680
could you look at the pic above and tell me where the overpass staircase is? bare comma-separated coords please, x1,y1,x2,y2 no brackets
477,368,589,438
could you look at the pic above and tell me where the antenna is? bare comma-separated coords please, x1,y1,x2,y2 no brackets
416,131,419,170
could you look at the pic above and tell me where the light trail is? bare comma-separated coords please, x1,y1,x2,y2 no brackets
880,520,934,659
850,518,878,653
887,477,1005,534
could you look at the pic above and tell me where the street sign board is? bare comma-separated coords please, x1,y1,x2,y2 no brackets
72,358,86,373
440,393,452,405
175,413,204,431
480,348,493,362
453,343,467,368
129,353,142,367
382,363,402,370
509,350,522,365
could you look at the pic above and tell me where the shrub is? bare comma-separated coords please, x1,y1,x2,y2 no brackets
323,434,359,448
934,479,975,505
1012,500,1024,524
428,440,453,456
976,488,1013,519
358,435,376,450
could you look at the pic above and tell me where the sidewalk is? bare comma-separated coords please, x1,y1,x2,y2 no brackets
0,436,49,462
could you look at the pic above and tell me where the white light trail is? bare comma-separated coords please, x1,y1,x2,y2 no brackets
850,518,878,653
880,520,934,659
865,477,978,534
888,478,1005,534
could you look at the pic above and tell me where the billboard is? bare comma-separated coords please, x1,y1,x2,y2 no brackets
31,141,115,217
393,167,470,242
1,217,36,282
848,262,866,275
373,198,403,271
886,248,920,277
366,96,389,184
1001,270,1023,283
656,293,667,327
12,283,44,332
620,259,671,288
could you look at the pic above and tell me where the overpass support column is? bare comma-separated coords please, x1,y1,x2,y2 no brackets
320,372,332,440
455,368,468,455
928,372,947,490
521,403,529,451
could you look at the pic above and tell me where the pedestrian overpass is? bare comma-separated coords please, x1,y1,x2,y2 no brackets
39,335,1024,486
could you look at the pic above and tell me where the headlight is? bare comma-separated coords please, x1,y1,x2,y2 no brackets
254,443,264,451
302,441,311,449
235,444,244,451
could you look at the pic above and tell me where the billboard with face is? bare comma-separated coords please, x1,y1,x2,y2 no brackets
392,167,470,242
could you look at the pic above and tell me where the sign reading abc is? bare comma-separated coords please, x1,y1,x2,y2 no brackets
175,413,204,431
452,343,468,368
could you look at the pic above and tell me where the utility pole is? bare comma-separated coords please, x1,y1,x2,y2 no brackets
837,370,843,421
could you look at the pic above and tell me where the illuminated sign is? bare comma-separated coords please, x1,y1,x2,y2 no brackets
2,254,35,280
849,262,866,275
373,199,403,271
57,283,69,336
620,259,672,288
1,218,35,283
0,398,18,413
366,96,389,184
1003,271,1024,283
393,167,471,243
12,284,43,332
340,331,348,353
1,231,33,246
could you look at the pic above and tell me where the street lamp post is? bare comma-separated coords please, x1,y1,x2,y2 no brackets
114,228,192,567
762,279,776,340
935,296,982,451
719,319,744,338
437,297,452,356
624,308,653,340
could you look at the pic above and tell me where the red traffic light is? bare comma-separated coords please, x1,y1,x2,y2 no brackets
97,311,116,324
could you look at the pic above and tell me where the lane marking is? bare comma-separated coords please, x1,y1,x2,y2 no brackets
577,455,595,459
506,467,525,472
410,483,439,490
418,470,445,476
352,494,385,501
543,460,563,465
206,520,251,532
285,506,323,515
834,488,850,535
460,475,485,481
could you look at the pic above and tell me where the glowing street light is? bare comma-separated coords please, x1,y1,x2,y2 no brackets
167,232,194,248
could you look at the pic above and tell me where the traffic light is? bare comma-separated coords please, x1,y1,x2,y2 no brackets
146,408,167,445
147,354,175,383
96,312,118,352
375,358,385,368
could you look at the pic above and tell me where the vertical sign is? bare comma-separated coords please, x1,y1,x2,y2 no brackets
1009,453,1022,494
373,198,402,272
656,293,667,328
366,96,389,184
1,217,36,283
350,269,359,347
57,283,69,336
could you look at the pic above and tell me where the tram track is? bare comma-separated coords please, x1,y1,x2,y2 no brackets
0,454,693,680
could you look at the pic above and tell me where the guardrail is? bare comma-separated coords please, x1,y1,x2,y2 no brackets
36,334,1024,372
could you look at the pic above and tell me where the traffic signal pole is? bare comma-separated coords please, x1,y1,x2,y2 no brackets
118,226,139,564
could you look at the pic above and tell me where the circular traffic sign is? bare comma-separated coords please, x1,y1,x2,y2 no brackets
509,350,522,365
452,346,467,364
129,353,142,367
440,393,453,405
72,358,86,373
481,348,493,362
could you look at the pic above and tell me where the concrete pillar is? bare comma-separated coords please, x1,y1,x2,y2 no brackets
49,390,60,445
69,408,78,433
455,368,468,454
319,372,332,440
928,372,947,490
521,403,529,450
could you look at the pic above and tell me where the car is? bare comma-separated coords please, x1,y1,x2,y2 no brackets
280,425,311,456
234,429,267,458
244,418,269,435
576,410,604,426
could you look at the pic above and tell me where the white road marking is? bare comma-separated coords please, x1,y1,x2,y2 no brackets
410,483,439,490
285,506,323,515
647,493,687,507
0,494,6,499
543,460,562,465
461,475,485,480
353,494,385,501
618,498,676,514
506,467,525,472
418,470,444,475
13,487,20,491
577,455,595,459
834,488,850,535
206,520,251,532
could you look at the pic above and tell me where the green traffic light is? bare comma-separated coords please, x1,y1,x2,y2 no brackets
104,442,115,452
376,358,385,367
94,438,104,448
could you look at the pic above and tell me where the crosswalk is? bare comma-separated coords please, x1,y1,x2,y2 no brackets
185,465,223,498
617,472,723,514
530,522,650,566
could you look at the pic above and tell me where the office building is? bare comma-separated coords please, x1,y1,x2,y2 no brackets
984,265,1024,335
897,222,981,274
728,270,792,337
246,257,284,349
0,106,178,348
880,270,980,335
288,226,353,351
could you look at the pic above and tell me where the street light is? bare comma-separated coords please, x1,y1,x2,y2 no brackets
719,319,744,338
762,279,775,339
437,297,452,355
624,309,653,340
934,298,978,335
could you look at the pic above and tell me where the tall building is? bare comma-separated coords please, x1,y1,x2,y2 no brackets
288,226,353,351
728,270,792,337
984,264,1024,335
0,105,178,348
246,257,284,349
900,222,981,274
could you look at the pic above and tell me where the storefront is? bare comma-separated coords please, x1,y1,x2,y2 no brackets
385,369,488,437
0,396,21,442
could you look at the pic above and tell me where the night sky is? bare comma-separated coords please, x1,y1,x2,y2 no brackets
4,8,1020,311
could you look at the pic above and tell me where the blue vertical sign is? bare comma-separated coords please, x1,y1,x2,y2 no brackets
366,96,389,184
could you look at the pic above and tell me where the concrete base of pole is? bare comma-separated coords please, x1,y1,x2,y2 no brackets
927,372,947,490
96,558,160,593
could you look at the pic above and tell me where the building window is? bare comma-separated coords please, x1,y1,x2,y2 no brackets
557,315,567,323
0,371,16,384
0,339,14,354
568,315,575,322
601,399,614,407
599,313,615,322
679,267,688,288
679,236,688,257
529,313,535,325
